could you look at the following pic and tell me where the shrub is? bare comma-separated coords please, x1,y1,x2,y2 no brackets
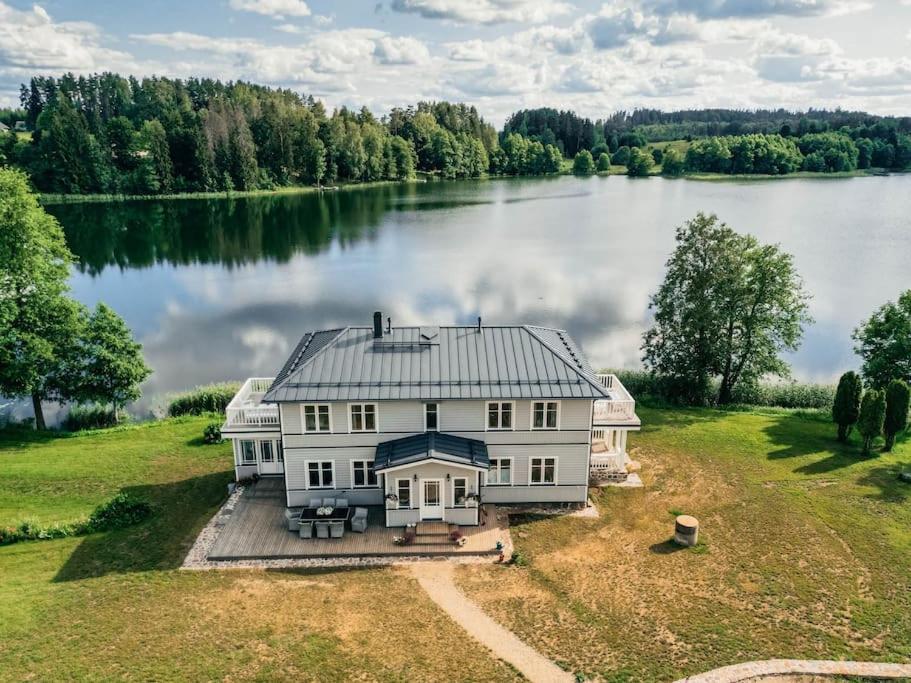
604,368,835,410
572,150,595,175
203,422,223,444
884,379,910,451
63,404,120,432
509,550,528,566
858,389,886,455
596,152,611,172
167,382,240,417
832,371,863,442
86,493,152,531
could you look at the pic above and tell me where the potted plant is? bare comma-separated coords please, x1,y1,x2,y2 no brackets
384,493,398,509
465,493,480,508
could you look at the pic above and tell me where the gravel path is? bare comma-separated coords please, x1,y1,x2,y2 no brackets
676,658,911,682
410,562,574,683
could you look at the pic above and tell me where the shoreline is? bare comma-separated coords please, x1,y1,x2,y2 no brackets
37,167,903,204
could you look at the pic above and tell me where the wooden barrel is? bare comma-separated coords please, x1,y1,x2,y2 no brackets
674,515,699,547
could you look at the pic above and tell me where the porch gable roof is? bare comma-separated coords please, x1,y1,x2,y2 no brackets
373,432,489,472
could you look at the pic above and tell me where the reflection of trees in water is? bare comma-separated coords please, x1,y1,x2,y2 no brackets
51,183,428,275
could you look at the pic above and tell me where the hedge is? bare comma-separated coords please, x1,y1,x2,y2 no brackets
607,368,835,410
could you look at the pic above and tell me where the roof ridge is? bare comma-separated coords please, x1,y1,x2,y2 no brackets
522,325,609,397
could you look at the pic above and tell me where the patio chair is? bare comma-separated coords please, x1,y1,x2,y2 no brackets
298,521,313,539
315,522,330,539
335,497,349,509
322,497,336,508
329,521,344,538
350,507,368,533
284,508,301,532
308,499,321,509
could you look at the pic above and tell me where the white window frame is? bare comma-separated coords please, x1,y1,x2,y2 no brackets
424,402,440,432
301,404,332,433
529,456,558,486
396,478,412,509
485,401,515,431
305,460,336,489
276,440,283,462
260,440,274,462
486,457,513,486
351,460,379,488
348,403,378,433
530,400,561,430
240,440,257,465
451,476,468,507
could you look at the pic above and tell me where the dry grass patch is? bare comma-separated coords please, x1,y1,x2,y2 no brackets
458,407,911,682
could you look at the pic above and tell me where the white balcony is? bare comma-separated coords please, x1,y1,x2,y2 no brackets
592,373,639,426
223,377,280,431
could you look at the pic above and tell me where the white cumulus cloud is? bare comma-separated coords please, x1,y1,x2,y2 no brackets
229,0,311,18
391,0,573,25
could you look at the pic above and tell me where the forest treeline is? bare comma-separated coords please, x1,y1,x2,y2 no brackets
0,73,564,195
505,107,911,175
3,72,911,194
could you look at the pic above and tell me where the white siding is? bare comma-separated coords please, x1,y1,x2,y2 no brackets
281,403,301,433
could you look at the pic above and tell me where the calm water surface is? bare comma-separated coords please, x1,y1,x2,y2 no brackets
46,175,910,413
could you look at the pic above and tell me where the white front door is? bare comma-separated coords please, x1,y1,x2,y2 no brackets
419,479,443,520
258,440,284,475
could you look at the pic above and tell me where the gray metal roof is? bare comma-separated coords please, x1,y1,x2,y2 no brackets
374,432,489,471
263,324,610,402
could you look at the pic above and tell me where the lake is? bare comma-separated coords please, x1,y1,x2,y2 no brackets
46,174,911,414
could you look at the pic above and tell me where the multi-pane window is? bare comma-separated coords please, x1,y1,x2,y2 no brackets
276,441,283,462
240,440,256,464
530,457,557,485
350,404,377,432
303,404,331,433
424,403,439,431
352,460,378,488
487,402,513,430
453,477,467,506
307,461,334,488
532,401,559,430
397,479,411,508
487,458,512,485
260,441,274,462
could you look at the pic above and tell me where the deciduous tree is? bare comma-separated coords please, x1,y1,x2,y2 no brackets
642,213,811,405
853,291,911,389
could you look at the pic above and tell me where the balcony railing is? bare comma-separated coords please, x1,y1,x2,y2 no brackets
592,373,638,423
224,377,279,429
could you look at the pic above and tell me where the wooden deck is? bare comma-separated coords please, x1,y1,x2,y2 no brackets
208,479,508,561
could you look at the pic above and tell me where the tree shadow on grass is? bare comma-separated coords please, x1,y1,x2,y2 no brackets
763,414,863,474
857,462,911,503
53,470,231,582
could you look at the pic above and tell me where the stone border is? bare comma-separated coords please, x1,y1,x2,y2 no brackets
181,488,513,571
676,659,911,682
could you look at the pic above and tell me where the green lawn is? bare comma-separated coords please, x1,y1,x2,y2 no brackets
458,407,911,681
2,410,909,681
0,417,519,682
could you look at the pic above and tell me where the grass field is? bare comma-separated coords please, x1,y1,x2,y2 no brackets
458,406,911,681
0,417,519,682
2,409,908,681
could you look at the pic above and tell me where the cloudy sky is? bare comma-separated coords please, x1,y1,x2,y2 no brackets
1,0,909,125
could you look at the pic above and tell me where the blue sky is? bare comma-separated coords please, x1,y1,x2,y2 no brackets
1,0,910,125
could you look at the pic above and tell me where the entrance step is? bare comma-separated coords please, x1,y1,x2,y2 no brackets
416,521,452,536
412,534,453,546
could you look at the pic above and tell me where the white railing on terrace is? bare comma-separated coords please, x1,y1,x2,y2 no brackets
592,373,637,423
590,452,627,472
224,377,279,428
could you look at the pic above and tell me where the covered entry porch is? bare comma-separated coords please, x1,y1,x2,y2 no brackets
375,432,489,527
